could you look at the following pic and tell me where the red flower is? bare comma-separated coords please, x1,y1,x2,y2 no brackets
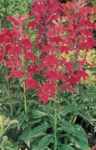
5,58,21,69
7,16,20,26
44,70,61,81
38,94,49,104
0,50,4,62
6,43,20,55
25,51,36,62
7,15,27,27
25,77,38,89
38,82,56,103
0,28,11,43
22,37,32,49
28,65,39,75
69,70,88,85
41,44,54,53
28,20,37,29
51,36,62,44
60,46,69,53
65,61,73,73
42,55,58,68
10,70,24,78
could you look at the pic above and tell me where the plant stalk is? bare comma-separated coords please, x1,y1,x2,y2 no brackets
23,82,27,113
54,105,57,150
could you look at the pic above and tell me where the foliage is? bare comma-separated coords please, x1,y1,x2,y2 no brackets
0,84,91,150
0,0,32,29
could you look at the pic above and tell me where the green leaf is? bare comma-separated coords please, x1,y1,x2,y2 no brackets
71,126,89,150
36,134,53,150
32,110,47,119
19,122,49,142
58,144,75,150
59,104,80,116
60,119,90,150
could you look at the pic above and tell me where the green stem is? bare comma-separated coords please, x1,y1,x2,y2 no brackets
54,105,57,150
1,0,8,28
0,116,4,133
23,82,27,113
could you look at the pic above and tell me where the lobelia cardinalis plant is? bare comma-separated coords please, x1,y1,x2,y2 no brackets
0,0,96,149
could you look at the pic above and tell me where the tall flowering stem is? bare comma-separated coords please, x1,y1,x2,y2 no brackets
23,81,27,113
54,104,57,150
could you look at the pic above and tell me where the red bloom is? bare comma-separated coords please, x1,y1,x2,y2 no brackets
28,20,38,29
38,82,56,103
60,46,69,53
41,44,54,53
0,50,4,62
6,43,20,55
42,55,58,68
44,70,61,81
65,61,73,73
7,15,27,27
25,51,36,62
69,70,88,85
7,16,20,26
5,58,21,69
22,37,32,49
0,28,11,43
38,94,49,104
51,36,63,44
25,77,38,89
10,70,24,78
28,65,39,75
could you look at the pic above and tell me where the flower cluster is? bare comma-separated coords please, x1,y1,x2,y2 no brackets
0,16,38,88
0,0,96,103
